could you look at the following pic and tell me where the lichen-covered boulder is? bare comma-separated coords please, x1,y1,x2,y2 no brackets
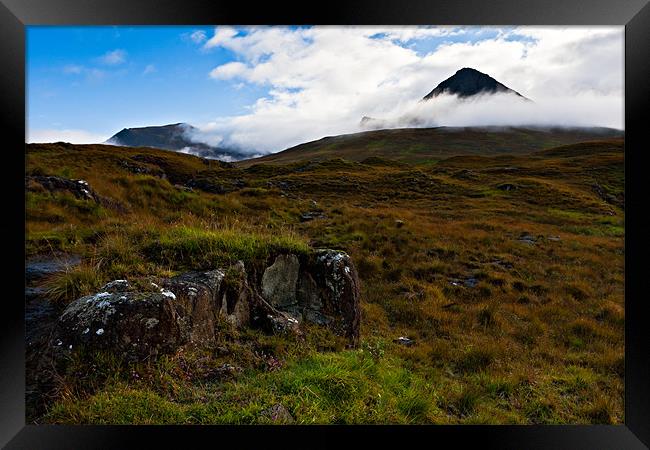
258,250,361,346
54,249,361,361
55,264,301,360
302,249,361,346
56,273,229,360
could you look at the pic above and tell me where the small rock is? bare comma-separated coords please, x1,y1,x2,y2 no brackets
207,363,240,380
395,219,405,228
517,233,536,245
174,184,194,193
260,404,294,424
393,336,415,347
497,183,517,191
546,235,561,242
300,211,326,222
463,277,478,288
490,259,513,270
448,277,478,288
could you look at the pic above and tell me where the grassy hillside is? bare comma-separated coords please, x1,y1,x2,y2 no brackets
26,138,624,424
237,126,623,167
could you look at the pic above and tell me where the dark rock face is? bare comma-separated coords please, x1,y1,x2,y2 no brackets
54,250,361,360
26,176,100,202
423,67,529,100
261,250,361,346
298,250,361,346
58,287,184,360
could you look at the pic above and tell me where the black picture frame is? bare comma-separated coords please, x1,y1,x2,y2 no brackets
2,0,649,448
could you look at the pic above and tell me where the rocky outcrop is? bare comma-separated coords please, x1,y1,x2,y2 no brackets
26,175,128,213
26,176,100,202
54,250,360,360
261,250,360,344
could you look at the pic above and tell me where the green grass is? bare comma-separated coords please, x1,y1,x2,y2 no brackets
145,226,310,270
46,349,439,424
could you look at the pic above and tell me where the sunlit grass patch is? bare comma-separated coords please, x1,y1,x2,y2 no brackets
144,225,310,270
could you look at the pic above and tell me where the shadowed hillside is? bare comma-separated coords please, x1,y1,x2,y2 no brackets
237,126,623,167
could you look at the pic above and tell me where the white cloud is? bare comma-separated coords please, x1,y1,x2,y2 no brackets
203,26,240,50
209,61,248,79
194,26,623,154
27,128,108,144
190,30,207,44
97,49,127,65
143,64,156,75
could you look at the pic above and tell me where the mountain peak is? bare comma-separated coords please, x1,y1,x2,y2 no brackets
422,67,529,101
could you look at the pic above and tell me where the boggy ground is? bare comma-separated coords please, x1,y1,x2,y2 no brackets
25,138,624,424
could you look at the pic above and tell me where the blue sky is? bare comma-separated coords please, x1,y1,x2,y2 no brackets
27,26,267,139
27,26,623,152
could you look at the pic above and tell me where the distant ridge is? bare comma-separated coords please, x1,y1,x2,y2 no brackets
106,123,246,161
237,126,623,167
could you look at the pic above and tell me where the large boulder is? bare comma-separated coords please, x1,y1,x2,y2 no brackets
54,249,361,360
261,250,361,346
299,250,360,346
56,274,226,360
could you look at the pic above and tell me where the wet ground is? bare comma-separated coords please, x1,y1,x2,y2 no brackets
25,253,80,423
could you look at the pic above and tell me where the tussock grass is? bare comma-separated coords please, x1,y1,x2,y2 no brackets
42,263,104,304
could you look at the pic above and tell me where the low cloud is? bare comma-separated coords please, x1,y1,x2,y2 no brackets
360,92,623,131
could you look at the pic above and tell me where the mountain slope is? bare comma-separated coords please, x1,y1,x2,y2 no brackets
237,126,623,167
106,123,246,160
423,67,528,100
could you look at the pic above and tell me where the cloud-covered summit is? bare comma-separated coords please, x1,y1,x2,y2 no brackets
189,26,623,155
